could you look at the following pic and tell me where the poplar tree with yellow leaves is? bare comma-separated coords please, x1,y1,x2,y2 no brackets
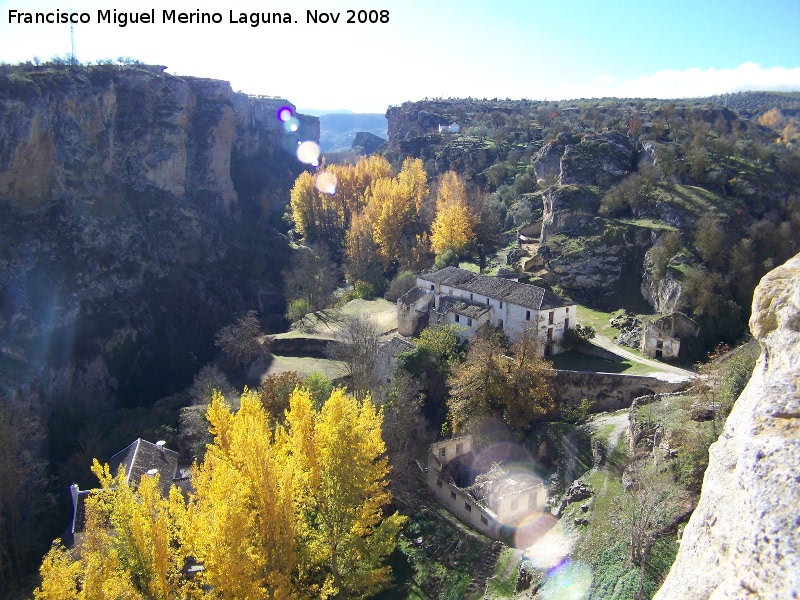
430,171,476,257
37,387,405,599
34,462,189,600
286,387,406,598
290,154,430,273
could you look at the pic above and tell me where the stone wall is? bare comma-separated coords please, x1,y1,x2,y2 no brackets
549,370,688,411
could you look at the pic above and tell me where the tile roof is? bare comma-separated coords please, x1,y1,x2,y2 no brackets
109,438,179,497
437,296,491,319
380,336,416,357
419,267,573,310
398,286,430,305
69,486,95,535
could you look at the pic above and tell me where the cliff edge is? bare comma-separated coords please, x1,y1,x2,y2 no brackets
0,64,317,405
654,252,800,599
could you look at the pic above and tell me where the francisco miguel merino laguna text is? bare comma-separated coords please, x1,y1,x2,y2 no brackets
7,9,299,28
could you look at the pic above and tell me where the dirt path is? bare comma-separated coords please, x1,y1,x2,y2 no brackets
589,410,630,497
591,334,696,381
591,410,630,455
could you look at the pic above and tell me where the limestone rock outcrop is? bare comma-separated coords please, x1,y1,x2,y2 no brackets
351,131,386,155
654,252,800,599
532,131,635,189
0,64,317,405
537,189,656,298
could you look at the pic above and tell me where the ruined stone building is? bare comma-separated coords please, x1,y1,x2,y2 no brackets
641,313,699,359
397,266,576,356
427,436,547,539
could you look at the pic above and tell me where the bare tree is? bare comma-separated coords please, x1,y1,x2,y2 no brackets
327,315,387,401
283,243,339,312
382,371,435,506
214,310,268,372
189,363,236,405
620,456,684,599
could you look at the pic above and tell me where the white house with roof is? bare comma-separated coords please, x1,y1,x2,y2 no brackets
397,266,577,356
438,122,460,133
66,438,190,547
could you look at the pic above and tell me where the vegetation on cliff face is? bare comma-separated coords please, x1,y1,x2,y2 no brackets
380,94,800,359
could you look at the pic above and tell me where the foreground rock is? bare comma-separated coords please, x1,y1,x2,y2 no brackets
654,252,800,599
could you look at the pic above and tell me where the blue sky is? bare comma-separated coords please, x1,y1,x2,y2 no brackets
1,0,798,112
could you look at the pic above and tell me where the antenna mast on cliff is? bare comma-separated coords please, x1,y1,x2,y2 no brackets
70,8,76,64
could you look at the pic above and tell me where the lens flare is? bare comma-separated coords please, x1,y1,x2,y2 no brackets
540,560,593,600
315,171,337,194
284,117,300,133
520,521,572,570
277,106,293,122
296,141,320,165
514,512,556,552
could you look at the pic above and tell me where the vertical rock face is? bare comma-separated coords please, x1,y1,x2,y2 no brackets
654,252,800,599
0,64,317,405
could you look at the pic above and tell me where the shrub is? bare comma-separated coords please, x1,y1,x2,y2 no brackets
286,298,311,323
385,271,417,302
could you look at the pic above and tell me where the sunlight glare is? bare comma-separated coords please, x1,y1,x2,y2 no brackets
315,171,337,194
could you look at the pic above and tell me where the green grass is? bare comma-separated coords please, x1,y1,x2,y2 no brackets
651,183,741,219
576,305,620,339
485,548,519,598
276,298,398,340
614,217,679,231
458,261,481,273
258,354,344,381
549,351,655,375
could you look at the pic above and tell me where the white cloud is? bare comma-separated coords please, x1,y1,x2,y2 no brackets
593,75,615,85
612,63,800,98
553,63,800,100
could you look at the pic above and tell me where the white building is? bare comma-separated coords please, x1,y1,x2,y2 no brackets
398,266,577,356
438,122,460,133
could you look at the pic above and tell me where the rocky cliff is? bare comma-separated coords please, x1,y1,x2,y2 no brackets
0,64,317,407
654,252,800,599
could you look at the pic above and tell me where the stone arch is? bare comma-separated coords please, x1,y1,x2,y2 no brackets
623,387,656,406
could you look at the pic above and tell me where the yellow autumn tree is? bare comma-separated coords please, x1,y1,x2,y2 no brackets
36,388,405,600
397,157,428,214
344,212,381,284
430,171,476,257
34,462,189,600
287,387,406,599
365,177,414,269
290,170,321,240
182,388,297,600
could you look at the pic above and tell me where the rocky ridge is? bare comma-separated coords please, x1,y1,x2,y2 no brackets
0,64,317,406
654,252,800,599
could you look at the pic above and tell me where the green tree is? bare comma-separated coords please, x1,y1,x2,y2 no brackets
447,329,553,433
